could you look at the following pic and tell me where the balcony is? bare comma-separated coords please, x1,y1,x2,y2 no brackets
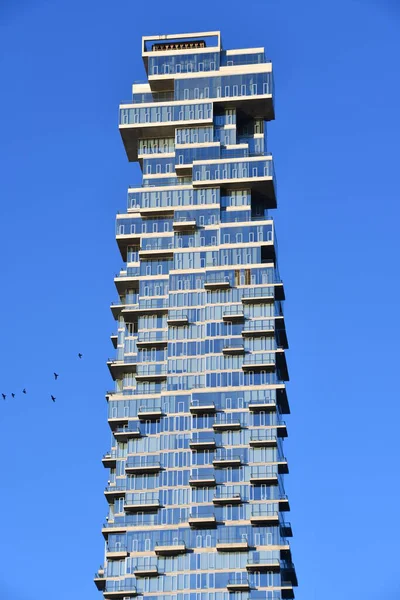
213,417,242,431
173,218,197,231
250,509,280,526
102,522,130,537
217,539,249,552
135,365,167,381
133,564,159,577
104,583,137,599
222,307,245,322
119,102,213,162
193,157,276,208
242,354,276,372
222,343,245,356
249,434,277,448
281,581,295,599
227,578,250,592
167,311,189,326
250,470,279,485
204,275,231,290
212,455,242,468
189,437,216,450
242,284,285,303
154,540,187,556
137,406,163,420
281,522,293,538
248,399,276,412
125,458,161,474
94,569,105,591
106,545,129,559
113,426,141,442
115,231,141,262
136,332,168,348
242,322,275,337
139,245,174,260
104,484,126,500
277,458,289,475
246,558,281,572
123,299,169,319
189,471,217,487
102,452,117,468
190,401,216,414
213,492,242,505
188,512,217,528
107,357,137,380
110,333,118,349
124,497,161,512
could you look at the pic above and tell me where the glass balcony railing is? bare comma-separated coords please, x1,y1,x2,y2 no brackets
136,364,167,377
243,320,275,333
138,298,168,310
243,354,276,367
140,239,174,251
137,331,168,343
126,456,160,469
120,102,212,126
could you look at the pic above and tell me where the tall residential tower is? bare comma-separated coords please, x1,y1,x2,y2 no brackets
95,31,297,600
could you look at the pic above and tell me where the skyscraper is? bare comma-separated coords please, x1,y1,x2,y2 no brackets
95,30,297,600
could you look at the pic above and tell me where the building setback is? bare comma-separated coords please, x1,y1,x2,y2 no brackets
95,30,297,600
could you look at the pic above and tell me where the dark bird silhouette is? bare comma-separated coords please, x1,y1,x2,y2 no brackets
51,395,56,402
54,373,59,380
78,353,83,359
1,394,5,400
22,389,26,394
11,393,15,398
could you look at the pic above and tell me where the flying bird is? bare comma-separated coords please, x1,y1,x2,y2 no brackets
11,393,15,398
54,373,59,380
22,389,26,394
78,353,83,359
51,395,56,402
1,394,5,400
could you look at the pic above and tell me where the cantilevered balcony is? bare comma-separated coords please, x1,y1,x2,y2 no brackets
246,558,281,572
115,231,141,262
189,436,217,450
280,522,293,538
103,583,137,599
249,433,277,448
106,545,129,559
222,306,245,322
281,581,295,599
204,274,231,290
242,321,275,337
102,522,130,538
226,578,250,592
139,239,174,259
213,492,242,505
102,451,117,468
119,101,213,162
190,401,216,415
124,497,161,512
136,331,168,348
154,540,187,556
113,425,141,442
135,364,167,381
242,353,276,372
104,484,126,501
242,284,285,303
133,564,159,577
213,454,242,468
193,157,276,208
250,470,279,486
189,470,217,487
173,217,197,230
114,269,140,295
107,356,137,380
248,398,276,412
123,298,169,320
213,416,242,431
137,405,163,420
222,342,245,355
167,311,189,326
250,509,280,526
94,569,106,591
217,539,249,552
125,457,161,474
110,333,118,349
188,512,217,528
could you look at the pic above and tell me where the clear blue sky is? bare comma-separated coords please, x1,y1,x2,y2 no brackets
0,0,399,598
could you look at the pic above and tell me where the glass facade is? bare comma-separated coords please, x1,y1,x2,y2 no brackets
95,31,297,600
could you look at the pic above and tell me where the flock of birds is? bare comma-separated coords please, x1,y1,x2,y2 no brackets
2,353,83,402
